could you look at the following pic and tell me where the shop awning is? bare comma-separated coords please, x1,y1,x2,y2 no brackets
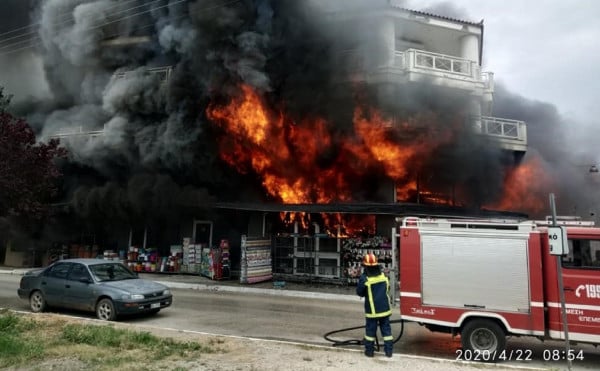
214,202,528,220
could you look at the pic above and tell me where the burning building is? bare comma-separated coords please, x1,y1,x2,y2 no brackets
3,0,595,277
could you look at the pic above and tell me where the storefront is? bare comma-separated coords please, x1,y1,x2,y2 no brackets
218,202,527,288
6,202,525,292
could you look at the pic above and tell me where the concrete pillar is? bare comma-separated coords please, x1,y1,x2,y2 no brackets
469,95,483,133
370,16,395,68
460,34,479,63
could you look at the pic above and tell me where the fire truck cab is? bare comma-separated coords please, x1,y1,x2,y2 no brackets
396,216,600,360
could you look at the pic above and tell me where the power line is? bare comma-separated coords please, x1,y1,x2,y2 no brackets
0,0,239,56
0,0,144,42
0,0,171,52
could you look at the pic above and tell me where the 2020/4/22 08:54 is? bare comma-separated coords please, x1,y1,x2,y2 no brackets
456,348,585,362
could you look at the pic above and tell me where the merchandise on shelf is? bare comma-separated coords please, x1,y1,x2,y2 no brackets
240,235,272,284
103,250,120,261
181,238,202,274
198,240,231,280
341,236,393,284
126,246,160,272
166,245,183,272
220,239,231,280
200,246,218,279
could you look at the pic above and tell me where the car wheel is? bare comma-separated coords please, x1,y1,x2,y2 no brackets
30,290,47,313
96,298,116,321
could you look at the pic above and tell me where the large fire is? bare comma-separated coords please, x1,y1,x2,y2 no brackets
207,84,350,203
206,84,455,204
206,84,551,217
486,156,554,215
278,211,376,237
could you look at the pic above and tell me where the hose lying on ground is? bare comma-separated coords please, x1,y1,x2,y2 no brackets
323,319,405,351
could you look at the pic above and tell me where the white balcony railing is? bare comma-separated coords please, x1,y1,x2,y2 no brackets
481,71,494,92
473,116,527,145
48,125,106,139
113,66,173,83
340,48,491,89
407,49,472,76
394,49,481,80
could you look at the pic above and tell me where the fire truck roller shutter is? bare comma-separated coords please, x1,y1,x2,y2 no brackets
420,231,530,312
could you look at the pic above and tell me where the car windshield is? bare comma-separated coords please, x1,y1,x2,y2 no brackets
89,263,137,282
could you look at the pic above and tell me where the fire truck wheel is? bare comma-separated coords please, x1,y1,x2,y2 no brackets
461,319,506,361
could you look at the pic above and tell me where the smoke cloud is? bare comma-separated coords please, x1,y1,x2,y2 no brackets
0,0,598,250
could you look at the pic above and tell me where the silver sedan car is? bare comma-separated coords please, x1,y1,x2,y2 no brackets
17,258,172,320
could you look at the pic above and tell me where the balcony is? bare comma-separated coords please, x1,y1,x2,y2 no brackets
474,116,527,152
113,66,173,84
339,48,493,96
47,125,105,140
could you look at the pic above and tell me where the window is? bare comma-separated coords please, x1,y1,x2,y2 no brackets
67,263,91,281
46,263,71,279
562,239,600,269
89,263,136,282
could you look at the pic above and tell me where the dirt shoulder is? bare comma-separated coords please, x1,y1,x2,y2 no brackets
2,312,547,371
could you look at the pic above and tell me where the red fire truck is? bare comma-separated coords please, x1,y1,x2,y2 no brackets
396,216,600,361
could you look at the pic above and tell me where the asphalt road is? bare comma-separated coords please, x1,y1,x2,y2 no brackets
3,273,600,370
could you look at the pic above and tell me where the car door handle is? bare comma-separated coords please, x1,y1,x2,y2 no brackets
41,281,46,285
564,287,574,291
65,285,71,288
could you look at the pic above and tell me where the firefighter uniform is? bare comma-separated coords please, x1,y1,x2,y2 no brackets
356,253,393,357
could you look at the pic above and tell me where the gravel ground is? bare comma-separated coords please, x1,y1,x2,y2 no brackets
99,321,547,371
169,337,547,371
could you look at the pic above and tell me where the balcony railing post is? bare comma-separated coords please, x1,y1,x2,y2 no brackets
407,49,414,70
471,61,479,80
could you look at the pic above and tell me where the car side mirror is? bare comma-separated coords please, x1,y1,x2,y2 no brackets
79,277,92,284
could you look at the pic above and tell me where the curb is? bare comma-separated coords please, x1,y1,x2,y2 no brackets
154,280,361,302
0,269,27,276
0,268,358,302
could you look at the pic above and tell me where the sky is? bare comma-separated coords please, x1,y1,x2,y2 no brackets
405,0,600,124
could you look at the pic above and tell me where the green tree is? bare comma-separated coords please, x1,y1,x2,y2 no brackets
0,88,67,219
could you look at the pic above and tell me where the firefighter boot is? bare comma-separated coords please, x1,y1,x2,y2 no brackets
384,340,393,358
364,340,375,357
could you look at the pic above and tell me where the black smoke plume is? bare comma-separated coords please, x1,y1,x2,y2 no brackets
0,0,598,251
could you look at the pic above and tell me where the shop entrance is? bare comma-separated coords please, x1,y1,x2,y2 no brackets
193,220,213,247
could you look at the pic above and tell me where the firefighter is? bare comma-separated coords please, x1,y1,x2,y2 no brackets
356,252,393,358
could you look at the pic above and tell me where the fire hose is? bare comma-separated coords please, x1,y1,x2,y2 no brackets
323,319,405,351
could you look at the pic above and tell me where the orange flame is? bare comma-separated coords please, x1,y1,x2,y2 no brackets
206,85,454,204
486,156,554,215
347,107,415,179
206,84,553,217
207,85,353,203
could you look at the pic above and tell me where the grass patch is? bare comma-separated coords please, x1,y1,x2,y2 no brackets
0,313,46,367
0,311,225,370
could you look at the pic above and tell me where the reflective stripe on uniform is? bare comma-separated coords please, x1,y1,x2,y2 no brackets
364,273,392,318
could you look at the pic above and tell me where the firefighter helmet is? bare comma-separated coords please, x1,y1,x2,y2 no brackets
362,252,378,266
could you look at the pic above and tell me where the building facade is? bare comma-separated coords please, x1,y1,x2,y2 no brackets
26,2,531,281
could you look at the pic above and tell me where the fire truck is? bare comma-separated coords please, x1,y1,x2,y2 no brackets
395,216,600,360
